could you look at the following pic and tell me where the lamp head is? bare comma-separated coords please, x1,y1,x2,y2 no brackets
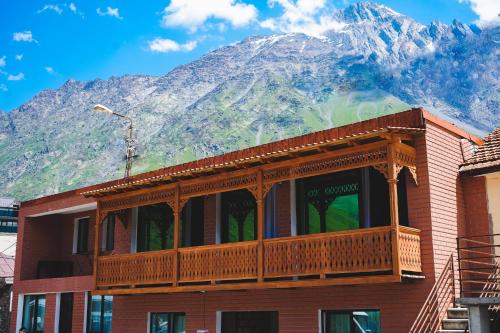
93,104,113,114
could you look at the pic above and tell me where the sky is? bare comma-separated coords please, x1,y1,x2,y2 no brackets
0,0,497,111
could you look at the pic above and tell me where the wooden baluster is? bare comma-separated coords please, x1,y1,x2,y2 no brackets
257,169,265,282
387,141,401,276
93,201,102,289
173,184,181,286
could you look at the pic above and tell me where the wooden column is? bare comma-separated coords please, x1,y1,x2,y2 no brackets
173,184,181,286
256,169,265,282
387,141,401,276
92,201,102,290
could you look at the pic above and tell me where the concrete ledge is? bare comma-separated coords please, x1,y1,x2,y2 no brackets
458,297,500,305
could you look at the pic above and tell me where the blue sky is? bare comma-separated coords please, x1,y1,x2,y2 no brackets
0,0,494,111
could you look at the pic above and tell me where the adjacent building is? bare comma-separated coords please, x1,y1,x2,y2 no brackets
9,108,497,333
0,198,19,333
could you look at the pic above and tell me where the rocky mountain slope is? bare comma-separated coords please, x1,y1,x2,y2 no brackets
0,2,498,200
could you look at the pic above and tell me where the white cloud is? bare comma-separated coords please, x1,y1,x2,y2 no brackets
0,84,7,92
460,0,500,26
0,56,5,67
45,66,55,74
162,0,258,32
15,54,23,61
69,3,77,13
7,73,25,81
260,0,345,37
148,38,198,52
97,7,123,19
13,31,37,43
37,4,63,15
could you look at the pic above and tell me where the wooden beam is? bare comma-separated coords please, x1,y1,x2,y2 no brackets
387,141,401,276
172,184,181,286
256,169,264,282
92,274,403,296
92,201,102,290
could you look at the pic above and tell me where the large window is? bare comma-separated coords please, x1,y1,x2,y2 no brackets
297,167,409,234
149,313,185,333
322,310,381,333
181,197,204,247
221,311,278,333
22,295,46,333
74,217,90,254
221,190,256,243
87,295,113,333
102,214,115,251
137,203,174,252
297,170,362,234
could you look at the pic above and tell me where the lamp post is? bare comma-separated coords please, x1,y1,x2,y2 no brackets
93,104,136,178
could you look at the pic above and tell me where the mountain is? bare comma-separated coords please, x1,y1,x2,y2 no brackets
0,2,498,200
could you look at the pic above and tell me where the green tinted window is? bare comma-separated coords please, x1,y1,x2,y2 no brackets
150,313,185,333
137,203,174,251
222,190,256,243
323,310,381,333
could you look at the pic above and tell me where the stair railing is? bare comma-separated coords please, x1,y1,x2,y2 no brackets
409,254,456,333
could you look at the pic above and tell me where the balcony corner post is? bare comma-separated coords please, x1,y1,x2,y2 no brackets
173,184,181,286
257,169,265,282
387,141,402,276
93,201,102,291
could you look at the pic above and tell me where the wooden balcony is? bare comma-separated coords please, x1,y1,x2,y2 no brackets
94,226,421,294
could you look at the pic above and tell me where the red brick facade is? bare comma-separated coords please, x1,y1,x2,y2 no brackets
10,110,490,333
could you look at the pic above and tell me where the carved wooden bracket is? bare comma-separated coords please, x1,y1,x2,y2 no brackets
407,166,418,185
372,163,389,179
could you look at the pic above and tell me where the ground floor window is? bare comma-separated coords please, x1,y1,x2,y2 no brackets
22,294,45,333
149,312,185,333
221,311,278,333
87,295,113,333
322,309,381,333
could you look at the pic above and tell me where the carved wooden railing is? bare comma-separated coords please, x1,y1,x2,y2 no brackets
409,254,455,333
96,250,176,287
179,241,258,282
399,226,423,272
95,226,421,289
263,226,393,278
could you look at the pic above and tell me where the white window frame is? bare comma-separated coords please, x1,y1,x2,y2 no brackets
73,216,90,254
130,207,138,253
16,292,46,333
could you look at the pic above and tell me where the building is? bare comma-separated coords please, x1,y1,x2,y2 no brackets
458,127,500,332
0,198,19,333
9,108,497,333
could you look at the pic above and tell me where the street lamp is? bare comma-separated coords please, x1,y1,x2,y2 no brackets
93,104,136,178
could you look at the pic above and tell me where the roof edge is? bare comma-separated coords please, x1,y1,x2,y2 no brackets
421,109,484,145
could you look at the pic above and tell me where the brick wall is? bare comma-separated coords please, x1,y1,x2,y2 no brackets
204,195,217,245
19,211,95,280
462,176,490,237
424,123,468,277
112,281,432,333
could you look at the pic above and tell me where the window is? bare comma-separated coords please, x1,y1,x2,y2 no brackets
74,217,89,254
181,197,204,247
297,167,409,235
221,190,256,243
297,170,362,235
102,214,115,251
137,203,174,252
221,311,279,333
149,313,185,333
322,310,381,333
87,295,113,333
22,295,46,333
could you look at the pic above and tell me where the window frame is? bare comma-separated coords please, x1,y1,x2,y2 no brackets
22,294,46,333
101,214,115,252
73,217,90,254
220,189,257,243
148,312,186,333
137,203,174,252
86,294,113,333
321,309,381,333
